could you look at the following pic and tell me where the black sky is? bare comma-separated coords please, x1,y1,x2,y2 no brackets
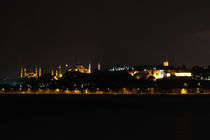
1,0,210,78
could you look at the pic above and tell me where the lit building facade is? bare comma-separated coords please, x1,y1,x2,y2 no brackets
128,69,165,80
127,59,192,80
174,72,192,77
147,69,164,79
69,64,91,74
109,66,134,72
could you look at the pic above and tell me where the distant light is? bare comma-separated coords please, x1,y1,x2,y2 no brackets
175,72,192,77
65,89,70,93
184,83,188,87
55,88,60,92
166,73,171,77
181,88,187,94
85,89,88,94
153,70,164,79
54,76,58,80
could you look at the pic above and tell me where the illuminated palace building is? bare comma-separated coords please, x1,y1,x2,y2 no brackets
110,59,192,80
129,59,192,80
20,66,42,79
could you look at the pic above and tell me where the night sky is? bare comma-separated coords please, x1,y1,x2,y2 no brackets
1,0,210,78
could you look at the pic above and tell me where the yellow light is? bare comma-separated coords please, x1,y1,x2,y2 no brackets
175,72,192,77
196,88,200,94
54,76,58,80
88,63,91,73
150,70,164,79
128,71,139,76
181,88,188,94
122,88,131,94
166,73,171,77
39,88,43,92
65,89,70,93
64,88,70,93
1,88,5,92
20,67,23,78
74,90,81,94
46,88,50,93
163,61,169,67
55,88,60,92
84,89,88,94
96,90,104,94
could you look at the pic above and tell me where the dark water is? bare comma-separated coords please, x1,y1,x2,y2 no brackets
0,94,210,140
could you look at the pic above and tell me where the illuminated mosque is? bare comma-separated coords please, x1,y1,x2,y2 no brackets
67,63,100,73
68,63,92,73
20,66,42,78
20,62,102,79
50,63,100,80
51,65,63,80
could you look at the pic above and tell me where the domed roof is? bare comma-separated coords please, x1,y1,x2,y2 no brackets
74,64,85,70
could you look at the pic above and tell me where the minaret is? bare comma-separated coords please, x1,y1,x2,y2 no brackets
39,66,42,77
56,70,58,77
59,65,62,77
88,63,91,73
20,67,23,78
24,67,27,77
35,66,38,77
97,63,101,71
51,69,54,76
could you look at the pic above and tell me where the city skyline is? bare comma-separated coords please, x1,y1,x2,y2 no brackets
0,58,209,94
2,1,210,78
2,58,210,79
1,1,210,139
